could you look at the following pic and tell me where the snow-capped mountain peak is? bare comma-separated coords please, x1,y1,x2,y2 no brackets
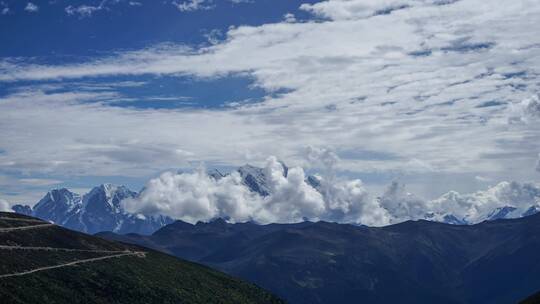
237,161,288,197
22,184,172,235
84,184,136,212
32,188,82,225
485,206,519,221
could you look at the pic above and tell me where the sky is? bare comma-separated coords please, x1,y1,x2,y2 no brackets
1,0,540,213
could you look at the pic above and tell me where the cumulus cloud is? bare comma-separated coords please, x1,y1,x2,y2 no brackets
24,2,38,13
122,155,540,226
509,94,540,124
378,181,429,220
122,157,324,224
283,13,296,23
123,156,391,225
305,146,339,173
0,199,10,212
429,181,540,222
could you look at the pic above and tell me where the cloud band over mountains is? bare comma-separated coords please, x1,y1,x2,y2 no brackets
122,155,540,226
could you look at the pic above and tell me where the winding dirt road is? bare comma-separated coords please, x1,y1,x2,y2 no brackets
0,219,146,279
0,245,133,253
0,217,45,223
0,251,144,279
0,223,55,233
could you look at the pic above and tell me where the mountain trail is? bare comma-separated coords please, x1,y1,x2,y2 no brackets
0,251,145,279
0,217,45,223
0,245,134,253
0,223,55,233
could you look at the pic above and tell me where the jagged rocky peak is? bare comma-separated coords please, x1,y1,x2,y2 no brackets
306,175,322,190
237,161,288,196
84,183,136,210
20,184,172,235
30,188,82,227
33,188,81,213
43,188,81,205
486,206,518,221
442,214,468,225
423,212,467,225
238,165,271,196
208,169,227,180
523,205,540,217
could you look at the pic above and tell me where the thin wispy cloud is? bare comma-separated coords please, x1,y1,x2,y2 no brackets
172,0,214,12
65,4,103,18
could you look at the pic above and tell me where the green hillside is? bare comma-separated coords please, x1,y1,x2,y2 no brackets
0,212,284,304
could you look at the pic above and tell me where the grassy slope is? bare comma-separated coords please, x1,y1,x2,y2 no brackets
0,212,284,304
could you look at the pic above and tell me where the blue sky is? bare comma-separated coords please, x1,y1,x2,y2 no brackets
1,0,540,209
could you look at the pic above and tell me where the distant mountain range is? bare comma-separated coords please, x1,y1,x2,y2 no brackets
10,163,292,234
99,213,540,304
12,184,173,235
0,212,283,304
10,163,540,234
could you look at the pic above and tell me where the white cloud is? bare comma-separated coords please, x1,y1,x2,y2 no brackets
122,157,324,224
121,155,540,225
204,29,223,45
1,2,9,15
475,175,491,182
123,156,391,225
65,3,104,18
0,199,10,212
18,178,63,186
300,0,413,20
24,2,38,13
283,13,296,23
429,181,540,222
64,0,143,18
1,0,540,201
172,0,214,12
509,94,540,124
0,198,13,212
378,180,429,220
305,146,339,173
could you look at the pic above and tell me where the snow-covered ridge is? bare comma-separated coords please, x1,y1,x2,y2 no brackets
120,159,540,226
14,184,173,235
9,164,540,231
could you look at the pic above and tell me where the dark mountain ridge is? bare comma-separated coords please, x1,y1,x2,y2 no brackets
99,213,540,304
